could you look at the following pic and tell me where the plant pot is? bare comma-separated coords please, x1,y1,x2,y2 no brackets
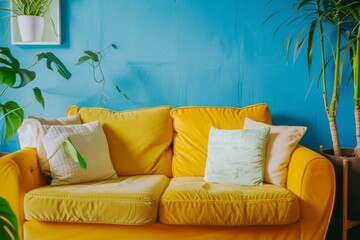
17,15,44,42
321,148,360,220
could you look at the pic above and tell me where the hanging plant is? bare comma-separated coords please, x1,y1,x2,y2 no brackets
75,44,129,105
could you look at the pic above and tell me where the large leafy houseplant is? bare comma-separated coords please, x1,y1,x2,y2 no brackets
0,197,19,240
0,47,71,141
266,0,360,157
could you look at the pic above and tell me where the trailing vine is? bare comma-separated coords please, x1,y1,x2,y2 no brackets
75,44,129,105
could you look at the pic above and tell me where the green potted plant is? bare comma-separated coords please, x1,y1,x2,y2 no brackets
0,0,53,42
348,5,360,157
266,0,360,156
266,0,360,220
0,47,71,142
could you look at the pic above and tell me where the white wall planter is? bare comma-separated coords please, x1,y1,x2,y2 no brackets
10,0,61,45
17,15,44,42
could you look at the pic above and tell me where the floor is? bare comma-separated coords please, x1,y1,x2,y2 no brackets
326,218,360,240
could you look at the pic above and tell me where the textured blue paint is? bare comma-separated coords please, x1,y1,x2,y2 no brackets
0,0,355,152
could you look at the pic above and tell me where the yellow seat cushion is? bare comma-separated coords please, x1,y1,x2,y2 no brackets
25,175,170,225
170,104,272,177
159,177,299,226
67,106,173,177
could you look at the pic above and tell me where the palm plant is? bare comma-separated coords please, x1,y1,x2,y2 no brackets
266,0,360,157
346,5,360,157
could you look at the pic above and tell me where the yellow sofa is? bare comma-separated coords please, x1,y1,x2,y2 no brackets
0,104,335,240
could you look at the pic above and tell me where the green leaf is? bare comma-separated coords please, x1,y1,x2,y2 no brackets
297,0,312,10
115,85,122,93
12,69,36,88
305,74,317,100
0,48,36,88
0,66,35,88
293,27,307,63
75,56,91,65
285,36,293,64
0,57,14,67
0,197,19,240
307,20,317,78
37,52,72,80
1,101,24,141
63,137,87,169
0,47,20,68
265,0,272,7
0,67,16,86
115,85,130,100
262,9,282,27
33,87,44,109
84,51,99,62
123,93,130,100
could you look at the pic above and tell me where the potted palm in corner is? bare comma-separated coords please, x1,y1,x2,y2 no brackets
350,7,360,158
266,0,360,220
1,0,53,42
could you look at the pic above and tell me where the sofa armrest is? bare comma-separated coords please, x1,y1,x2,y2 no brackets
0,148,47,239
287,145,335,240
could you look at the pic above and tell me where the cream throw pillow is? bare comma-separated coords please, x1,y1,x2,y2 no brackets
40,121,117,186
244,118,307,186
17,115,81,176
204,126,270,186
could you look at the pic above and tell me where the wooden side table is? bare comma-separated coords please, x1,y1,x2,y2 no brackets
341,159,360,240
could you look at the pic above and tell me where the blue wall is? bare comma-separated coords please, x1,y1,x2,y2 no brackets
0,0,355,152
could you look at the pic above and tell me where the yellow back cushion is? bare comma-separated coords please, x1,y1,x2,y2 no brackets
170,104,272,177
67,106,173,177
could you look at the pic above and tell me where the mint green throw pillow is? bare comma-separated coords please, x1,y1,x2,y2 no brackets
204,126,270,186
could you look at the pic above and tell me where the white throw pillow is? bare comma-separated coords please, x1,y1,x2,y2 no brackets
244,118,307,186
17,114,81,176
204,126,270,186
40,121,117,186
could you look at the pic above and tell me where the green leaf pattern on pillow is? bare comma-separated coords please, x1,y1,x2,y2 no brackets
204,127,270,186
